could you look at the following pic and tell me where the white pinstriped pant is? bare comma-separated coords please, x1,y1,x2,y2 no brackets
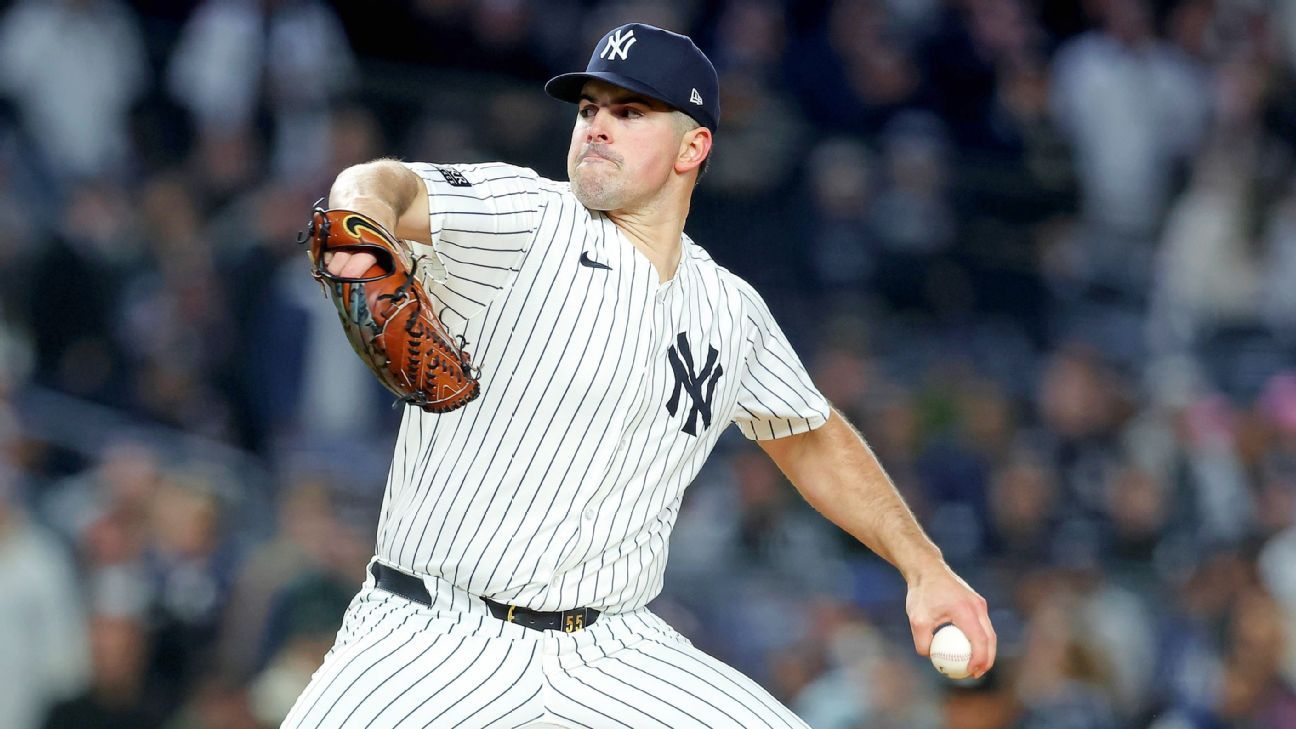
282,562,810,728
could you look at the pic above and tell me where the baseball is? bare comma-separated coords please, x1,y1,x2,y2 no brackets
929,624,973,679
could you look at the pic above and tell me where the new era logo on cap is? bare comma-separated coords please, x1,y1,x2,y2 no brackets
544,23,720,132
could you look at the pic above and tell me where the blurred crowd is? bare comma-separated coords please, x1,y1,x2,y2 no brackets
0,0,1294,727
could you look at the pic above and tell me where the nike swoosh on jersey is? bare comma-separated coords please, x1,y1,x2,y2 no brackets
578,251,612,270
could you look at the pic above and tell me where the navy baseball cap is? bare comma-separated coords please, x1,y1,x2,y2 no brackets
545,23,720,132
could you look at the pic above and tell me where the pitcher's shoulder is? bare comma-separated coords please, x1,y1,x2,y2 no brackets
684,237,763,306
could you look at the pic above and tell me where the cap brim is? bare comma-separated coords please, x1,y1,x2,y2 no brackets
544,71,674,109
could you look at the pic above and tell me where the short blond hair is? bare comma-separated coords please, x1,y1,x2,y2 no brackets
672,110,700,135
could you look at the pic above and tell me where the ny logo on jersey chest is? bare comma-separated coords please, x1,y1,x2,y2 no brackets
665,332,723,436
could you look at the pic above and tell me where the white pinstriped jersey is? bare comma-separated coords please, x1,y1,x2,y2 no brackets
373,161,829,614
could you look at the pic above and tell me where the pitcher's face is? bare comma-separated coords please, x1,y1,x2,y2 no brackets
567,80,682,212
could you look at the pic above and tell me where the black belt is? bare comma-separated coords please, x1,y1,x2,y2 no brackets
370,562,600,633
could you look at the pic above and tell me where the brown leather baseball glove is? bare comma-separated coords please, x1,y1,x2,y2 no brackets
298,203,480,413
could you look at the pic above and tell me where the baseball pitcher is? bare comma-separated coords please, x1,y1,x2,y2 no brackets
285,23,995,728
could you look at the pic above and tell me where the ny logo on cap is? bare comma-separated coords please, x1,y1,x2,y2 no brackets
600,28,636,61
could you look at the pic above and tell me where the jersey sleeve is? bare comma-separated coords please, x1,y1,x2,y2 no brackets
730,285,831,440
402,162,544,325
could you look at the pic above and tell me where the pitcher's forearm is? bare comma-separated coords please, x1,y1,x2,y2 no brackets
761,410,944,580
329,160,424,238
761,409,995,674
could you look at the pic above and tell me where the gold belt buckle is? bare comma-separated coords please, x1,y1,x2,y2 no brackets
563,609,586,633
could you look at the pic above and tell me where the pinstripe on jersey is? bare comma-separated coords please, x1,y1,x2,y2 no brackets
374,162,829,614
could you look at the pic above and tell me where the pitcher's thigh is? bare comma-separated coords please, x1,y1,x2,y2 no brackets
548,635,810,729
282,613,546,728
